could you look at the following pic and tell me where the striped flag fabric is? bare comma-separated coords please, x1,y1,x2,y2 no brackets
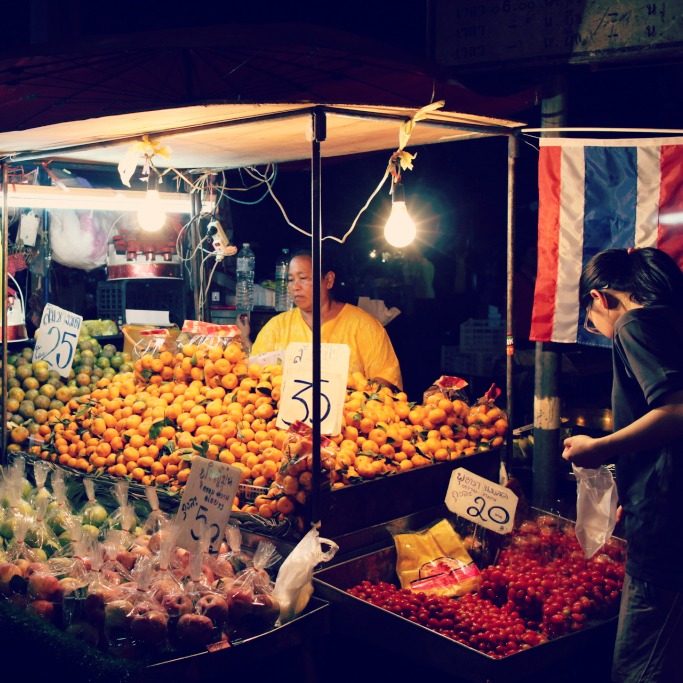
530,137,683,344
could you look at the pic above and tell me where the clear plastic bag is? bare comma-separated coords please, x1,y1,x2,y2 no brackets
272,524,338,624
573,464,618,559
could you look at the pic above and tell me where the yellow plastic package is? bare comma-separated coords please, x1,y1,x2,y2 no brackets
393,519,481,597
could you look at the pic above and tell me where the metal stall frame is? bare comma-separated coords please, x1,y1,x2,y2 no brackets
1,103,524,524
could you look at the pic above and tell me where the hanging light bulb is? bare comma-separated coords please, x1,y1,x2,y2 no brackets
136,171,167,232
384,179,416,248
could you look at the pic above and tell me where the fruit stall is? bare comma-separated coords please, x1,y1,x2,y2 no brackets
0,93,625,681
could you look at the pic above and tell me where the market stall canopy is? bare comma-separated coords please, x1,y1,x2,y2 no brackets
0,24,528,168
0,102,524,169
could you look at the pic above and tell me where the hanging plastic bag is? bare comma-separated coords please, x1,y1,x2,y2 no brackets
573,464,618,559
272,524,338,625
49,209,109,271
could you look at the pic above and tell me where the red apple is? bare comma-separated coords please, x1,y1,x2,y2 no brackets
152,577,181,600
115,551,137,572
27,599,56,622
161,593,194,619
176,613,215,648
84,586,117,624
197,594,230,627
28,573,63,602
130,604,168,645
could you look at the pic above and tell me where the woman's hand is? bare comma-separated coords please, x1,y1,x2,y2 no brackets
562,434,609,468
235,313,251,350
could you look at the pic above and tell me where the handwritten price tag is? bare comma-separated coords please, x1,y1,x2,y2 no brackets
33,304,83,378
445,468,518,535
175,459,241,553
276,342,350,436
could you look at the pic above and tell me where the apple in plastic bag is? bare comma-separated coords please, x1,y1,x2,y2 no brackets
27,599,57,622
28,573,63,602
130,604,168,645
197,594,230,628
161,593,194,620
104,599,135,632
176,613,215,648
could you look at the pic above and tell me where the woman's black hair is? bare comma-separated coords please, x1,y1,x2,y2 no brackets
580,247,683,309
289,248,347,300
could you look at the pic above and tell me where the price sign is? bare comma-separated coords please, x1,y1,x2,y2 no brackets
445,468,518,535
276,343,350,436
175,459,241,553
33,304,83,378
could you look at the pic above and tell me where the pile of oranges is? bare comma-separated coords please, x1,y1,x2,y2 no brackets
12,339,507,522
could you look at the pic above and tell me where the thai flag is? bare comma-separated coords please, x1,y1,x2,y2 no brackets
530,137,683,345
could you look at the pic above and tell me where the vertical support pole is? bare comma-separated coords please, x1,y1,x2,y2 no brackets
190,190,203,320
505,133,519,472
1,163,9,465
310,108,326,526
533,76,566,509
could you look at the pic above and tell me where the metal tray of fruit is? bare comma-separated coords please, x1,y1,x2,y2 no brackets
313,511,624,683
317,447,502,540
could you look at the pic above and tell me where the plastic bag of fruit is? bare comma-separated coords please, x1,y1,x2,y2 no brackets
573,464,618,559
393,518,481,598
176,320,242,351
273,523,338,624
423,375,469,403
227,540,282,632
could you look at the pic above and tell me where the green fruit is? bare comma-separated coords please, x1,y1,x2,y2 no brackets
58,530,72,547
21,347,34,361
18,401,35,419
0,517,15,541
80,524,101,541
43,540,61,558
81,503,108,528
32,548,48,562
24,389,39,403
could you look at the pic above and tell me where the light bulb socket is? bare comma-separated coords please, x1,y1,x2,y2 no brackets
391,180,406,203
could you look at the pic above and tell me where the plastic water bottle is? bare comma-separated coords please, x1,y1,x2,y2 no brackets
274,248,291,312
235,243,256,312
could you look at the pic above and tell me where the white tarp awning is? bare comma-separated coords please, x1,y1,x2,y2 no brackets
0,102,524,170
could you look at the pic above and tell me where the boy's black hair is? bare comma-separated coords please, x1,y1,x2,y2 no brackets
580,247,683,309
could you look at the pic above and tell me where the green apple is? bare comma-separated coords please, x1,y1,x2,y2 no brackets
81,503,108,528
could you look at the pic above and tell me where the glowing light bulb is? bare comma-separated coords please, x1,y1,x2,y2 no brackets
384,200,416,248
136,189,167,232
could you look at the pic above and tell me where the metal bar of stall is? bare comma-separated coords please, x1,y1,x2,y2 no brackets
310,108,326,526
190,191,203,320
505,133,519,473
1,163,9,465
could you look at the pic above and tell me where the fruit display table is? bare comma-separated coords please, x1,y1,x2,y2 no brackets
313,510,623,683
0,595,329,683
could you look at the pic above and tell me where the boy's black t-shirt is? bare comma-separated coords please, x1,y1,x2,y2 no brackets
612,305,683,587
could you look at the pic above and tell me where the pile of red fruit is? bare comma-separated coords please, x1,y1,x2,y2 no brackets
348,515,625,659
